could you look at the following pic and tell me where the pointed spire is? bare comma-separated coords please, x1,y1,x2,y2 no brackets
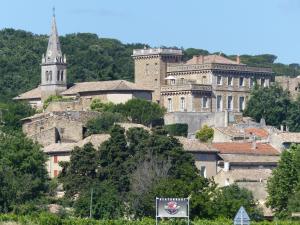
45,9,62,63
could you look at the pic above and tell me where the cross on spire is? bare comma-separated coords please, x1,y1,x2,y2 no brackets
53,7,55,17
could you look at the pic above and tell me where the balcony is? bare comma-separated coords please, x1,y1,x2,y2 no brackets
161,80,212,93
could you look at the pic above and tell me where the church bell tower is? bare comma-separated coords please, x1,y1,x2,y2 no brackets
41,10,67,101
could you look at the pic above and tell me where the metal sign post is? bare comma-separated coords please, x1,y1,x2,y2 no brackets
156,197,189,225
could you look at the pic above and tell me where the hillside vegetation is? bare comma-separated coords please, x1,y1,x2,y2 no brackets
0,28,300,101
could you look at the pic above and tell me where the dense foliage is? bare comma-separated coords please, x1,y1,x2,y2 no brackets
195,125,214,142
1,28,300,101
267,144,300,218
243,84,300,132
0,213,298,225
0,101,35,132
88,98,165,127
59,124,261,219
164,123,188,137
0,133,48,213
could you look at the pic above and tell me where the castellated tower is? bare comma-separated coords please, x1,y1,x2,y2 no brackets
132,48,183,104
41,13,67,101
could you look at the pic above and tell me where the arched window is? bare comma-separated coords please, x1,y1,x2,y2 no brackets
49,71,52,81
61,71,64,81
57,71,60,81
46,71,49,81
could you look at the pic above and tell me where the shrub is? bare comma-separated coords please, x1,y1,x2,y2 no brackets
195,125,214,142
164,123,188,137
90,99,115,112
43,95,73,109
86,112,125,135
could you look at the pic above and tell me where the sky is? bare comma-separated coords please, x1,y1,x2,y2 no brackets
0,0,300,64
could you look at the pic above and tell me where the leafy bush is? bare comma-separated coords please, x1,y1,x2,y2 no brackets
164,123,188,137
195,125,214,142
90,99,115,112
86,112,125,135
43,95,73,110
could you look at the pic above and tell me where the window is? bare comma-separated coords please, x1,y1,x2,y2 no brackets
227,96,233,111
239,96,245,112
167,98,173,112
202,76,207,84
239,77,244,86
57,71,60,81
202,96,208,108
261,78,265,87
180,97,186,111
46,71,49,81
200,166,207,178
49,71,52,81
217,95,222,111
170,79,175,85
227,76,233,86
217,76,222,85
250,77,254,88
61,71,64,81
54,156,58,163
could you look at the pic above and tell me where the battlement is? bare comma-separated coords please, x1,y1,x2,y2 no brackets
132,48,183,56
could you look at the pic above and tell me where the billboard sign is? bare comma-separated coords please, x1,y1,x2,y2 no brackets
156,198,189,218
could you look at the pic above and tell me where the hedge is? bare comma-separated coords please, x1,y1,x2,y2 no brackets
164,123,188,137
0,214,299,225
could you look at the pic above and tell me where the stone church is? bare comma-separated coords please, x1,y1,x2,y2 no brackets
14,14,152,109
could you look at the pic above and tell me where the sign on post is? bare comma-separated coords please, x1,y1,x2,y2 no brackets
156,198,189,225
234,206,250,225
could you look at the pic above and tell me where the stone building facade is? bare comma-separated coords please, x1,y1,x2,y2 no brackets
133,50,274,113
275,76,300,100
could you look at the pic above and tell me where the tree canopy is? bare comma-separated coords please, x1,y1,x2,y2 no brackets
267,144,300,217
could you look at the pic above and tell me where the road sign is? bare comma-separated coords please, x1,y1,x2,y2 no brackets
234,206,250,225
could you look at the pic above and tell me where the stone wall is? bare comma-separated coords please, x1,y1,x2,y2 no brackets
164,111,226,134
29,127,58,146
22,111,100,146
191,152,218,178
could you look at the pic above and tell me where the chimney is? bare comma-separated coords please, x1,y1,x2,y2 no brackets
280,125,284,132
224,162,230,172
236,55,240,64
199,55,204,64
251,138,257,150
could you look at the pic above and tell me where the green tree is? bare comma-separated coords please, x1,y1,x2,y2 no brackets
86,112,125,135
121,99,166,126
0,101,34,132
213,184,263,220
244,85,291,127
267,144,300,217
0,133,48,212
195,125,214,142
59,143,98,198
74,181,123,219
98,125,130,192
286,97,300,132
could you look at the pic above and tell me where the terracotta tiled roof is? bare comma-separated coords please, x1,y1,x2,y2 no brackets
43,134,110,153
275,132,300,143
219,154,280,164
215,168,272,182
176,136,218,152
214,127,249,138
13,86,41,100
212,142,280,155
61,80,153,96
186,55,242,65
245,128,269,139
